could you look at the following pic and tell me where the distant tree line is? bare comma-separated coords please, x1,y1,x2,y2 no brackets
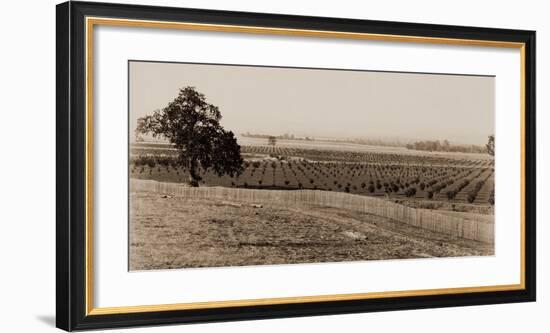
405,139,488,154
337,138,405,147
242,132,315,141
242,133,406,147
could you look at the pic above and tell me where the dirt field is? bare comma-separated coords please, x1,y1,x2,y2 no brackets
129,191,493,270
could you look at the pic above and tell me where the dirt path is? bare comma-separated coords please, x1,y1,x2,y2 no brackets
129,191,493,270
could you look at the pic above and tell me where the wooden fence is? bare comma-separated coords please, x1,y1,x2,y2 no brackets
131,179,494,244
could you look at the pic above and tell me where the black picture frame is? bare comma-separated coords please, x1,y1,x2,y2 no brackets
56,1,536,331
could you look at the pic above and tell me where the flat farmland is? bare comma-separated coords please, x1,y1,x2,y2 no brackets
236,136,494,160
130,140,495,211
134,135,495,160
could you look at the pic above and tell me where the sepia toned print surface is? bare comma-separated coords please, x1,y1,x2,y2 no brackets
128,60,495,271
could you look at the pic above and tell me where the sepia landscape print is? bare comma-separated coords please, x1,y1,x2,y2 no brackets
129,61,495,271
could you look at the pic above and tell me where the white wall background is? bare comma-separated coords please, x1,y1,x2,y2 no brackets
0,0,546,331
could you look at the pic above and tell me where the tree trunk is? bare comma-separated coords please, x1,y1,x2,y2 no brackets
188,159,200,187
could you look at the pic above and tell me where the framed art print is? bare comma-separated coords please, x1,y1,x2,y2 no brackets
56,1,536,331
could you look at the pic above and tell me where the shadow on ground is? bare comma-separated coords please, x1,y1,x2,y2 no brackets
36,315,55,327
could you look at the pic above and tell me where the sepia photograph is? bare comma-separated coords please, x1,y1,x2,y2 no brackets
128,60,495,271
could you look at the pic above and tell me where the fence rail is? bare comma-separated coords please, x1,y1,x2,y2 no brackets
131,179,494,244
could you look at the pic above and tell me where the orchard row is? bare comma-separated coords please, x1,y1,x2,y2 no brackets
131,156,494,205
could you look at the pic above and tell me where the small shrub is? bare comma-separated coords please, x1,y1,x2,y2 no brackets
446,190,456,200
405,187,417,197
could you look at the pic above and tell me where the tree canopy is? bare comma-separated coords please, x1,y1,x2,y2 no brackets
135,87,243,186
486,135,495,156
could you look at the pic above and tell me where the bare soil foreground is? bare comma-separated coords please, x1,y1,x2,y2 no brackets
129,191,493,270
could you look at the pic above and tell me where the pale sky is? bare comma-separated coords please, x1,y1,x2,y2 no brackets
129,61,494,145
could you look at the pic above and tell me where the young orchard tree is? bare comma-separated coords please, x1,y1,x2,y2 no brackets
268,136,277,146
135,87,243,186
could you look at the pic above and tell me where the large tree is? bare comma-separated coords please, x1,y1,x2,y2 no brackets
136,87,243,186
486,135,495,156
